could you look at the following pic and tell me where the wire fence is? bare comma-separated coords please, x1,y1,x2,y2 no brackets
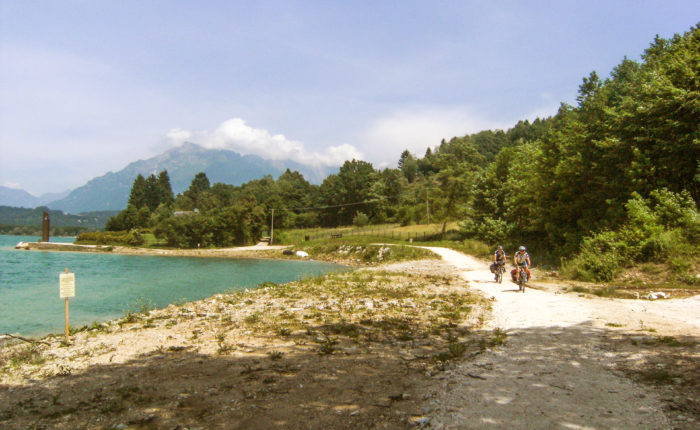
301,227,445,242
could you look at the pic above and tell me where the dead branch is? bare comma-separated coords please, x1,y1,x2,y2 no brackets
1,333,50,346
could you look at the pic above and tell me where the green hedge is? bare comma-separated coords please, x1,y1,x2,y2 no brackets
76,229,144,246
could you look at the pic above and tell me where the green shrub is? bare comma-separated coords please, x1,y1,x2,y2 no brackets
353,212,370,227
668,257,692,274
563,231,624,282
564,189,699,282
125,229,144,246
75,230,145,246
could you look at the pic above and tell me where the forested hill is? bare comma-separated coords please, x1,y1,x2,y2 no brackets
0,206,116,230
46,143,336,213
106,25,698,283
465,24,700,254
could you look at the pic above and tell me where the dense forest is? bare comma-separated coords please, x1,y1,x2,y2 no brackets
104,26,699,282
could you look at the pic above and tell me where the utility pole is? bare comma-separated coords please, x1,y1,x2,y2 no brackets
270,209,274,245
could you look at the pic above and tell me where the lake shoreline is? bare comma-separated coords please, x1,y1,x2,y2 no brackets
2,236,351,339
1,258,485,429
15,239,386,267
16,240,293,258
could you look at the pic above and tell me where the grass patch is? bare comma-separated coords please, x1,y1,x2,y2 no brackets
244,312,262,326
415,238,491,259
276,223,460,245
653,336,697,348
297,240,436,264
3,344,46,368
317,335,338,355
593,286,618,297
268,351,284,360
479,328,508,350
638,368,674,385
327,321,361,338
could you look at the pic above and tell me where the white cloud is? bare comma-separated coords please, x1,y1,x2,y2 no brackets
2,181,24,190
362,106,510,166
165,128,193,143
166,118,362,167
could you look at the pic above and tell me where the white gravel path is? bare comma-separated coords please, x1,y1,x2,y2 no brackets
420,246,699,430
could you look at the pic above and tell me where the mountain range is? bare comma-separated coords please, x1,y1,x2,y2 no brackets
0,187,70,209
1,143,336,213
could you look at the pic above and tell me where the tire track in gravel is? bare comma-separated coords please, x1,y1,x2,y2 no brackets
420,247,676,430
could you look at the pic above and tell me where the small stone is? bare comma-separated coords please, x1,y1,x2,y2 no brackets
410,416,431,426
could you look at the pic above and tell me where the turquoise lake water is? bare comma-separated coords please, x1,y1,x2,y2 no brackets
0,235,347,337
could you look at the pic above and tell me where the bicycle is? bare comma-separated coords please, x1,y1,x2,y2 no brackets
517,266,528,292
496,263,505,284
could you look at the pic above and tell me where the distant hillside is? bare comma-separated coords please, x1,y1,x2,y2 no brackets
47,143,335,213
0,187,39,208
0,206,117,229
0,186,70,209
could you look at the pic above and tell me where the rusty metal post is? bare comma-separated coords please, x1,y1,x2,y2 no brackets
42,211,50,242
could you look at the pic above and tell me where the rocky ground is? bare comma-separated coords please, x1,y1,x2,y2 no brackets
1,247,698,429
420,247,699,430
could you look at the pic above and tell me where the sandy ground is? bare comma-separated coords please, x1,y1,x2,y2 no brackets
420,247,699,430
1,246,698,429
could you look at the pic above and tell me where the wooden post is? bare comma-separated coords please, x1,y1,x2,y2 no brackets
42,211,50,242
64,268,70,344
65,297,70,344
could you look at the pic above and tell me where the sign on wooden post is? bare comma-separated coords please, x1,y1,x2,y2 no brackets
59,271,75,298
59,268,75,343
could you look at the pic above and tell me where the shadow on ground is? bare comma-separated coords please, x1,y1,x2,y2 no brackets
2,320,697,430
426,321,699,430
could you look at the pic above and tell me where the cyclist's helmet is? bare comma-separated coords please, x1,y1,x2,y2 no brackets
497,245,503,250
518,246,526,251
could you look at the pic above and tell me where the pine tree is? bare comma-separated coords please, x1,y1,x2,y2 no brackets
128,174,147,208
156,170,175,207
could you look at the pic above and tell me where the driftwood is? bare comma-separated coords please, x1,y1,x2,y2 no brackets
1,333,50,346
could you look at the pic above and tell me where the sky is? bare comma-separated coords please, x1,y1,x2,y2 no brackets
1,1,698,195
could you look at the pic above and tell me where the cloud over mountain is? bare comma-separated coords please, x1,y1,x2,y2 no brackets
166,118,363,168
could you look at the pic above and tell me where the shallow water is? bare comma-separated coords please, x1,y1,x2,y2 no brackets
0,235,346,337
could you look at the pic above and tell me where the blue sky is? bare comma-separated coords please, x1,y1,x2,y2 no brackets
1,1,698,195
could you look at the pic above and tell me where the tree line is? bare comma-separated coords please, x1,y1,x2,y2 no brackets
105,25,699,281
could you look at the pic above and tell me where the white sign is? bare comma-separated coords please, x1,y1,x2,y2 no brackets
59,273,75,298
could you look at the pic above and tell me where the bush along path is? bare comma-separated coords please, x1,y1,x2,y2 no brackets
419,247,699,430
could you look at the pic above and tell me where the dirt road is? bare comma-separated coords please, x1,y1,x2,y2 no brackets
421,247,699,430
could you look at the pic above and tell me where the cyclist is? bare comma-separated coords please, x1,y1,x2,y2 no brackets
493,245,507,281
513,246,531,283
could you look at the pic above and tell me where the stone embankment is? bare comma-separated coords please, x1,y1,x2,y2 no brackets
14,241,113,252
